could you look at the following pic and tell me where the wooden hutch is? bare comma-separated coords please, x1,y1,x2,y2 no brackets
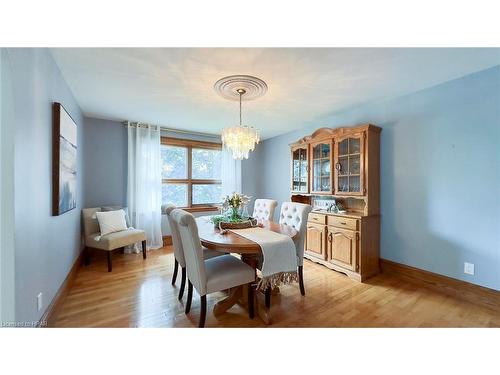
290,124,381,282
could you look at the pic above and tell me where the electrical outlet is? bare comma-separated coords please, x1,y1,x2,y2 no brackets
37,292,43,311
464,262,475,275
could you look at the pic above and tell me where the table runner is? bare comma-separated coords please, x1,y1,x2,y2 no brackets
230,227,298,291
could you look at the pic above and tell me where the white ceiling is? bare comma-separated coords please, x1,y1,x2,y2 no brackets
51,48,499,139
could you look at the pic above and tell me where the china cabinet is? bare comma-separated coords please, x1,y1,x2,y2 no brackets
289,124,381,282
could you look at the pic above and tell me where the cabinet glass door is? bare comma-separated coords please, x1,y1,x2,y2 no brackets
311,141,332,193
335,134,364,195
291,146,308,193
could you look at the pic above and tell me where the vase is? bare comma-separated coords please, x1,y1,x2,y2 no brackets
240,205,250,219
228,206,240,221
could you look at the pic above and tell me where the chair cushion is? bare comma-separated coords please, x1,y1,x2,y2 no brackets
205,255,255,294
86,229,146,251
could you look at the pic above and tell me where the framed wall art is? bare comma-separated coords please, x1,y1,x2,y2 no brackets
52,102,77,216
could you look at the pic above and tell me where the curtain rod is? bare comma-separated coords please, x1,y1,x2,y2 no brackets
123,121,220,138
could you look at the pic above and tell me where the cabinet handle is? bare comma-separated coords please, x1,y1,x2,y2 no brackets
328,233,332,242
340,222,346,225
335,163,341,171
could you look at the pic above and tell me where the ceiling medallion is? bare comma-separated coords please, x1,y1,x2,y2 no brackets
215,75,267,160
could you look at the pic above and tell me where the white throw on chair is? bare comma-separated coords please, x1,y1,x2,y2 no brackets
162,204,223,301
278,202,312,296
171,209,256,328
252,199,278,221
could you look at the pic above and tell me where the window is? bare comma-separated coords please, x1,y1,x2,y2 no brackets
161,137,222,210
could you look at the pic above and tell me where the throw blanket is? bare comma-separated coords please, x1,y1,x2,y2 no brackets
231,227,298,291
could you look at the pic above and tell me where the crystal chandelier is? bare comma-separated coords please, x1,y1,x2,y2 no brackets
221,89,260,160
215,75,267,160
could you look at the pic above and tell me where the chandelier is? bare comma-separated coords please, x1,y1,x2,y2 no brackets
215,75,267,160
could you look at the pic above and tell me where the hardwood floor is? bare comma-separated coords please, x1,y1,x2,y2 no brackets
51,247,500,328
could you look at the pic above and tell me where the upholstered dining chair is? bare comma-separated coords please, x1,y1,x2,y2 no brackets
82,207,146,272
252,199,278,221
278,202,312,296
162,204,223,301
171,209,256,328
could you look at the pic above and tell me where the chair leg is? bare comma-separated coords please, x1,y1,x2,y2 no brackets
141,240,147,259
199,295,207,328
84,247,91,266
172,259,179,285
107,252,112,272
248,284,254,319
265,286,271,308
298,265,305,296
178,267,186,301
185,280,193,314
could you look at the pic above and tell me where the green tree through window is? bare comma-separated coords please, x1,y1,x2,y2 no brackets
161,139,222,209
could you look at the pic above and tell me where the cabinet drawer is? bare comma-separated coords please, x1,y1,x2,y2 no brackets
327,216,358,230
308,213,327,224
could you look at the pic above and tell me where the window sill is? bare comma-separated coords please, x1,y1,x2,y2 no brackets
183,206,219,213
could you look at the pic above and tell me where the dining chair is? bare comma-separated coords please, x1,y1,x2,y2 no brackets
278,202,312,296
163,204,223,301
171,209,256,328
252,199,278,221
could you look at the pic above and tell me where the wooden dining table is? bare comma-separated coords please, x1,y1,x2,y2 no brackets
195,216,298,325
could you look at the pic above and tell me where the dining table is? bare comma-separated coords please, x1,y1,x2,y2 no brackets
195,216,298,325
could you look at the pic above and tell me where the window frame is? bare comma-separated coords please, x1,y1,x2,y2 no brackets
161,137,222,212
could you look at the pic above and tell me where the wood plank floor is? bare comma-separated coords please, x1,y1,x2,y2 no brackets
51,247,500,328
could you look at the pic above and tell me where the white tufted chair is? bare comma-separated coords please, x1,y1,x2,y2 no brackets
171,209,256,327
163,204,223,301
252,199,278,221
278,202,312,296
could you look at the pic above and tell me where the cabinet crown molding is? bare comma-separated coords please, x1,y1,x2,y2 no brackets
290,123,381,146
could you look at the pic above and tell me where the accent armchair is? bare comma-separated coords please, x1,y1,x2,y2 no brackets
82,207,146,272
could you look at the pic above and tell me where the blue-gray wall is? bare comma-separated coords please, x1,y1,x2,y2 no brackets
245,65,500,291
7,48,85,323
83,117,127,208
1,49,16,322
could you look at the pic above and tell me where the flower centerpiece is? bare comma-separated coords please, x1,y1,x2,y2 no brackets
210,192,257,229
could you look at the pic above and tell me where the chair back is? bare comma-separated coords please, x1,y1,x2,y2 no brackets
82,207,102,237
252,199,278,221
171,209,207,295
163,204,186,267
278,202,312,266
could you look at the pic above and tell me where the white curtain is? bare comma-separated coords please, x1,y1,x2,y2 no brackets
221,146,242,198
127,123,163,251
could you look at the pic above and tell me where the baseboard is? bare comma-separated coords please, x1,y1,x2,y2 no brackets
380,259,500,313
38,249,84,327
163,235,172,246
